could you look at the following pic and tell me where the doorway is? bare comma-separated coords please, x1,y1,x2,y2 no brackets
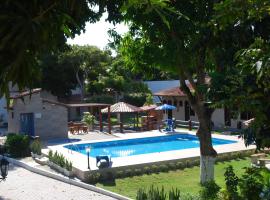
20,113,35,136
184,101,190,121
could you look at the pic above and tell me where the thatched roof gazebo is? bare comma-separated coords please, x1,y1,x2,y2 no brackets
101,102,142,132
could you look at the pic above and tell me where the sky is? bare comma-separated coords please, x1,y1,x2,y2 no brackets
67,15,129,50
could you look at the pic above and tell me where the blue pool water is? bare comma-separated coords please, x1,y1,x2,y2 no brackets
64,134,236,158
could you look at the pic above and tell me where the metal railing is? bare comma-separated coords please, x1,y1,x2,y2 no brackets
175,120,200,130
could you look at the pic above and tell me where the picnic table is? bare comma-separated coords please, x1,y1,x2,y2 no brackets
68,122,88,134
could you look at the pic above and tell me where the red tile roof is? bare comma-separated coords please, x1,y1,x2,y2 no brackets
154,87,187,97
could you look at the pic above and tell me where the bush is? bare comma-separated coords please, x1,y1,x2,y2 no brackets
115,170,124,178
82,112,95,126
160,164,169,172
134,168,142,176
125,169,133,177
143,166,151,174
224,165,239,200
48,150,73,171
136,186,201,200
151,165,159,173
5,133,30,158
239,167,263,200
200,180,220,200
169,188,181,200
30,140,42,155
176,162,185,169
87,172,101,184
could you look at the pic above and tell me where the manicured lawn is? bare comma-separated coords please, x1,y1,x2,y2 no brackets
97,158,251,199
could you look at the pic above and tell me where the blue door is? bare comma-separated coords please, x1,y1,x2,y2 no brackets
20,113,34,136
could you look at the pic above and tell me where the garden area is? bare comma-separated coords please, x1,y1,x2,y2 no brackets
97,157,270,199
97,158,249,198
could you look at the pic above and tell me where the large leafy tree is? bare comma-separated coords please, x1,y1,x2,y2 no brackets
117,0,257,183
0,0,123,99
59,45,112,99
211,0,270,149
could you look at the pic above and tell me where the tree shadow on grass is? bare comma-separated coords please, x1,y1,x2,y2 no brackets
98,178,116,186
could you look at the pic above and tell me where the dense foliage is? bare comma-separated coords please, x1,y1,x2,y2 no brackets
30,139,42,155
48,150,72,171
210,0,270,149
5,133,30,158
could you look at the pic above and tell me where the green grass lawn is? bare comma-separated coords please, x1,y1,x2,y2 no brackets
97,158,251,199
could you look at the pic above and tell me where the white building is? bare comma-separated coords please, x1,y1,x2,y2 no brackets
154,86,252,129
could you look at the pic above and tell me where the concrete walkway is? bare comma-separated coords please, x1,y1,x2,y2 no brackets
0,164,116,200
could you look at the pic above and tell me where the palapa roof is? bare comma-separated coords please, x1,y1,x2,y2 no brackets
101,102,142,113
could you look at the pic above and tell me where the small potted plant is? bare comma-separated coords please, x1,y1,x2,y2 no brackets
82,112,95,131
30,139,42,159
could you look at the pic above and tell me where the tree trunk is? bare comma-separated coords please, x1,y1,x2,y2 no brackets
195,105,217,184
75,70,84,101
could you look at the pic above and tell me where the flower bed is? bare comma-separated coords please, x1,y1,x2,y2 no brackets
48,150,74,177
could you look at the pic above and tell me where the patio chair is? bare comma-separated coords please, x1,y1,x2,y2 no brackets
165,119,175,132
96,155,112,169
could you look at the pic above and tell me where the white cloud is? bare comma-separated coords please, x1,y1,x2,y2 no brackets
67,15,128,50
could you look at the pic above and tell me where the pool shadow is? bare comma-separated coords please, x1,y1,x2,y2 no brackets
46,138,81,146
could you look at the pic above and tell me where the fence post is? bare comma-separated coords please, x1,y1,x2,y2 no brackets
188,120,192,131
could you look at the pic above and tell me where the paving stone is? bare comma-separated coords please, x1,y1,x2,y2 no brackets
0,165,116,200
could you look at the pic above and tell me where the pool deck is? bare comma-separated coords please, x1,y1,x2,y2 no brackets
45,129,256,174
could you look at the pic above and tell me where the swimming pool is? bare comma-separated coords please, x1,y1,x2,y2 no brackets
64,134,237,158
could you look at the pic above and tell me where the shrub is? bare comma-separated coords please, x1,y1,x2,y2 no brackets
82,112,95,126
87,172,101,184
134,168,142,176
48,150,73,171
136,188,147,200
143,166,151,174
168,162,177,171
239,167,263,200
160,164,169,172
125,169,133,177
5,133,30,158
169,188,181,200
30,139,42,155
116,170,124,178
151,165,159,173
224,165,239,200
200,180,220,200
136,186,200,200
106,172,115,180
176,162,184,169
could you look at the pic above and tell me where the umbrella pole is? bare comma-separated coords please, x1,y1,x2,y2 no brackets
120,113,123,133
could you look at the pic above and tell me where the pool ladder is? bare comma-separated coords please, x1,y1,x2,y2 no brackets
69,144,80,154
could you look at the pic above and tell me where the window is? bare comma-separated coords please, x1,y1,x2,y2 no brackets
190,107,195,116
179,101,183,107
76,107,81,117
163,100,167,104
173,100,177,107
240,111,253,120
11,112,14,119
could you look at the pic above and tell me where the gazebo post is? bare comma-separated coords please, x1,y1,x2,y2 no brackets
99,107,103,132
108,106,111,134
136,112,139,129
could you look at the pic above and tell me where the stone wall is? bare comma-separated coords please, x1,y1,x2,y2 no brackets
8,92,68,140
